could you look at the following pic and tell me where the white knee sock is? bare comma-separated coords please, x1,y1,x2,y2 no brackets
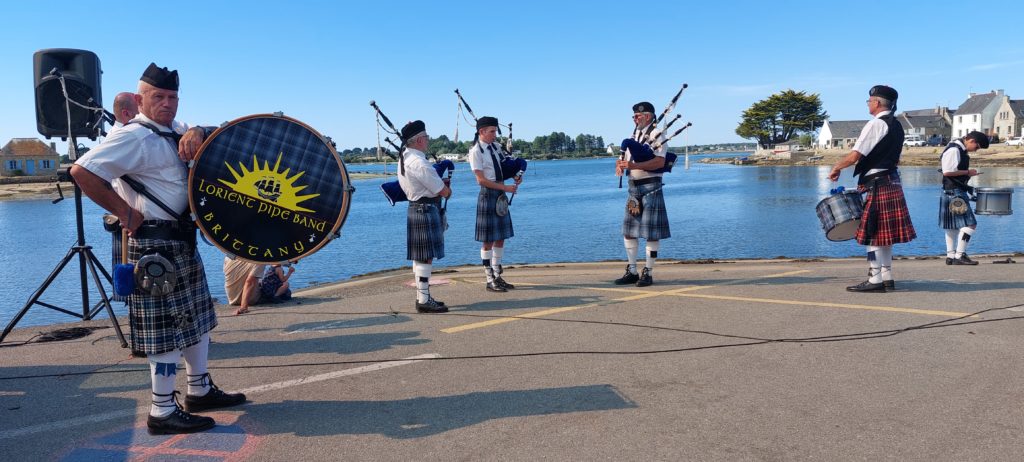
876,246,893,282
413,261,432,303
645,241,659,272
866,246,882,284
491,246,504,276
624,238,639,273
955,227,975,258
944,229,958,258
481,248,493,283
149,349,183,417
184,333,211,397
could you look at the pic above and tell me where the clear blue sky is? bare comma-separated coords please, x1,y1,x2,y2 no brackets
1,0,1021,153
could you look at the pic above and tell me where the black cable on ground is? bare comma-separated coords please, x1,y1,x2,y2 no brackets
2,301,1023,382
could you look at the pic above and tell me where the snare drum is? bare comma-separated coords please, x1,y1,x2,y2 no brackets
974,187,1013,215
816,191,864,241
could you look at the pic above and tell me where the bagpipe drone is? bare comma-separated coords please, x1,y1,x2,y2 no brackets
619,84,693,186
454,89,528,204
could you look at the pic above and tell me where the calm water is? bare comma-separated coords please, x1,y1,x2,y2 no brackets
2,154,1023,328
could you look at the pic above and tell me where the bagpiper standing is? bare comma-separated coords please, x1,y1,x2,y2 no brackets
398,120,452,312
469,116,521,292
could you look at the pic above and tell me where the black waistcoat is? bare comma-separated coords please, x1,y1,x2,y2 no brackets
940,142,970,190
853,113,904,184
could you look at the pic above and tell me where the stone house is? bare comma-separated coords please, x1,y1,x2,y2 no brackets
818,120,868,149
897,106,953,141
993,96,1024,140
0,138,61,177
951,90,1004,139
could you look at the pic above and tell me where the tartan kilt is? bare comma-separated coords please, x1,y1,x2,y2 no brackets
475,187,514,242
938,189,977,229
127,237,216,355
407,202,445,261
855,179,916,246
622,178,671,240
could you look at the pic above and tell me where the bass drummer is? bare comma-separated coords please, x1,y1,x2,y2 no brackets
828,85,916,293
940,131,988,265
71,63,246,434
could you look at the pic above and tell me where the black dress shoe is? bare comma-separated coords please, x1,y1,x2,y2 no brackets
147,407,215,435
613,266,639,285
945,257,953,265
486,282,508,292
184,377,246,413
635,267,653,287
494,276,515,290
883,280,895,290
846,280,886,293
951,255,979,265
416,298,449,313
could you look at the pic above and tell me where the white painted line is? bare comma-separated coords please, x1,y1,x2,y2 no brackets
237,353,440,394
0,353,441,440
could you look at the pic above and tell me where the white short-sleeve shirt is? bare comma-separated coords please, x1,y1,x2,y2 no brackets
468,141,505,182
398,148,445,201
941,140,967,174
75,114,190,220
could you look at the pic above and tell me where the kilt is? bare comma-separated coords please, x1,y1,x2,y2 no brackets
127,237,216,355
938,189,977,229
407,202,445,261
475,187,514,242
855,177,916,246
622,178,671,240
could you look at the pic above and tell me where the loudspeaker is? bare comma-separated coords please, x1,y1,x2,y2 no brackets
33,48,104,140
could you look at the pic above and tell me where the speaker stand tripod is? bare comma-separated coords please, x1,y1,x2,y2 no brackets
0,143,127,346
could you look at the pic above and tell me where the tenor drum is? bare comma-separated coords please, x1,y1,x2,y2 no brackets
188,114,355,264
816,191,864,241
974,187,1013,215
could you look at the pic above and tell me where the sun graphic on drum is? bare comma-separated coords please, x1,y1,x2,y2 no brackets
220,153,320,213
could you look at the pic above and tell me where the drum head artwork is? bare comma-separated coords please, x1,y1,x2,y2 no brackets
188,114,354,264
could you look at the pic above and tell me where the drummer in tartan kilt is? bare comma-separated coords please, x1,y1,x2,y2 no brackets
939,131,988,265
613,102,671,287
828,85,917,293
71,63,245,435
469,116,521,292
398,121,452,313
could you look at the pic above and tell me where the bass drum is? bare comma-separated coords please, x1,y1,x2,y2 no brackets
188,114,355,264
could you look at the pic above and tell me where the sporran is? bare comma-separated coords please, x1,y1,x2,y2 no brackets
627,195,642,217
948,196,969,215
496,194,509,217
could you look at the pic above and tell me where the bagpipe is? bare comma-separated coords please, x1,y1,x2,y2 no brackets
380,160,456,206
620,84,693,186
369,100,456,206
454,89,527,203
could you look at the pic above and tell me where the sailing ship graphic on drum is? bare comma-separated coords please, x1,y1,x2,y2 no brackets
188,114,354,264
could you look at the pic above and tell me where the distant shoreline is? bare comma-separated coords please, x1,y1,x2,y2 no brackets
699,145,1024,168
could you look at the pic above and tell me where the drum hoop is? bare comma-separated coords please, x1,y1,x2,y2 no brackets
187,113,353,263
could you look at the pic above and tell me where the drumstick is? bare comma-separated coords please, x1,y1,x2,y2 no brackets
121,228,128,264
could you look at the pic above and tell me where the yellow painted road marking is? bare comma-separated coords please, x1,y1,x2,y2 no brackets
669,292,971,317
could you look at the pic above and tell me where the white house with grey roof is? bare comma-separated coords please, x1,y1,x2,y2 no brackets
818,120,868,149
951,90,1004,139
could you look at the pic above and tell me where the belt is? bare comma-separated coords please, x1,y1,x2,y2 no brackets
410,197,441,205
630,177,662,186
134,220,196,242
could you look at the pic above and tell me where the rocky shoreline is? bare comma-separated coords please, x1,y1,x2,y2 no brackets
699,145,1024,168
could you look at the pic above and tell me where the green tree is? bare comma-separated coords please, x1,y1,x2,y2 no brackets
736,90,827,147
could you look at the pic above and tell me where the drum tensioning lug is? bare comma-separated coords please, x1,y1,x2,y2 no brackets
219,121,229,128
346,185,356,193
273,111,285,117
325,136,337,149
